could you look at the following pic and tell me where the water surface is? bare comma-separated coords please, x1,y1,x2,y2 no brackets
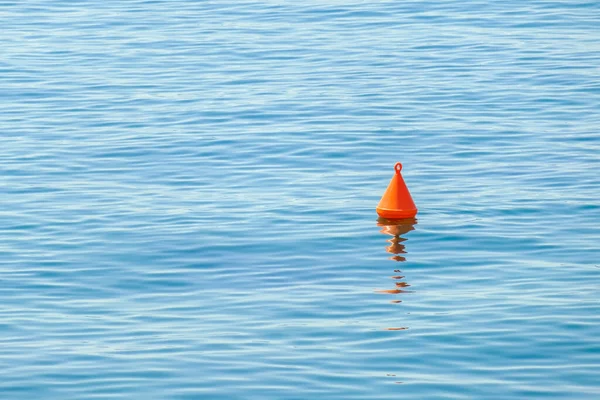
1,1,600,399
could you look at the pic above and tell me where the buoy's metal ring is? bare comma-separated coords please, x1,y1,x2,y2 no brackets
394,162,402,173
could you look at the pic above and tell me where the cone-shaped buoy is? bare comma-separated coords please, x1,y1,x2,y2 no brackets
376,162,418,219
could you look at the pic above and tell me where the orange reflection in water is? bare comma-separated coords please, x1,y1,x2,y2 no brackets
375,217,417,303
376,218,416,380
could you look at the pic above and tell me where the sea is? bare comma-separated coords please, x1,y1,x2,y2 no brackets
1,1,599,399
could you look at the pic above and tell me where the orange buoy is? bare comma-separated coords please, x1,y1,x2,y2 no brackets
376,162,418,219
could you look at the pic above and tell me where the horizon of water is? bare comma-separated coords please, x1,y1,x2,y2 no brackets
2,1,600,399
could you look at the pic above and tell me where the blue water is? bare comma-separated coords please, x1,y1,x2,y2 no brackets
2,1,600,398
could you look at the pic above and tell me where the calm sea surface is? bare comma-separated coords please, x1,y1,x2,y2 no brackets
2,1,600,399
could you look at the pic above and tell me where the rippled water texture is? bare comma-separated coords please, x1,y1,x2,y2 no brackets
2,1,600,398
